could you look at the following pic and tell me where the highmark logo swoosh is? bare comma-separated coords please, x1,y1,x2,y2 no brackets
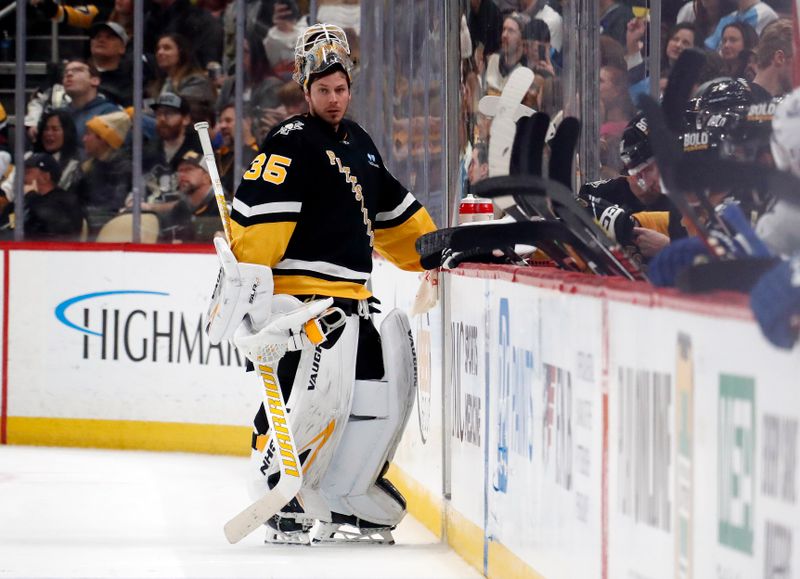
54,290,170,336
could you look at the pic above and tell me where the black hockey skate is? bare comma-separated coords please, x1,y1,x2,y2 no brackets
264,497,314,545
311,478,404,545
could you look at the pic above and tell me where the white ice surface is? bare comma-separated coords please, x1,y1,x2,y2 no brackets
0,446,479,579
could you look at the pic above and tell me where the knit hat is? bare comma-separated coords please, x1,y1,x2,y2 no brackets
85,109,133,149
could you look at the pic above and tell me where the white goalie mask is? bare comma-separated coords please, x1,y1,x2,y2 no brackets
293,23,353,89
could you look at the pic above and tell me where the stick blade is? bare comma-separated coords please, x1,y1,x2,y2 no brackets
223,477,302,544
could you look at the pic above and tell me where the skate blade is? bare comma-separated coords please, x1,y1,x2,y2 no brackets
311,523,395,545
264,530,311,546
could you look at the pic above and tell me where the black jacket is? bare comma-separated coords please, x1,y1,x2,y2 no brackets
24,187,85,240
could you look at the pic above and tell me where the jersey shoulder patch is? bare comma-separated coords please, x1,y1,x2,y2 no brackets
584,178,612,189
275,119,305,137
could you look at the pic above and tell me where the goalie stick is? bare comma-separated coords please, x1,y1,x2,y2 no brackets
416,220,612,274
195,122,303,544
473,175,646,280
503,111,645,280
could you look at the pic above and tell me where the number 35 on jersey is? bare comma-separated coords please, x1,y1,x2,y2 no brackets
243,154,292,185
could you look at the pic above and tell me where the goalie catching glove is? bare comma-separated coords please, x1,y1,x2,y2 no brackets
234,296,343,365
205,237,346,362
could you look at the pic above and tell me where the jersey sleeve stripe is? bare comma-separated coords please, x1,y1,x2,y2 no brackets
274,259,371,283
374,199,423,230
232,198,302,218
375,192,415,222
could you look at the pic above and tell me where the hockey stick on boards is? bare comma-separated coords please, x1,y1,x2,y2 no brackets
194,122,303,544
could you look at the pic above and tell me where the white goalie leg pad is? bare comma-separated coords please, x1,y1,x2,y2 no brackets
320,309,417,526
247,307,360,522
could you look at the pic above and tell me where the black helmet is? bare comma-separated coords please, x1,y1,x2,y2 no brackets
619,113,653,171
688,94,780,163
687,77,752,131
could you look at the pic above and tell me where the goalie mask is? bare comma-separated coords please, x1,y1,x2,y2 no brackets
293,23,353,89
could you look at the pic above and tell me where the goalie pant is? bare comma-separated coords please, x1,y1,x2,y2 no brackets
249,298,416,528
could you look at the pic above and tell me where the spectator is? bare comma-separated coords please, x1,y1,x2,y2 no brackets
468,0,504,58
142,93,202,203
600,65,634,137
317,0,361,34
160,149,221,242
750,19,794,100
32,110,82,193
222,0,300,71
216,32,282,114
677,0,736,42
664,23,699,71
718,22,758,78
108,0,133,40
600,0,635,48
628,21,699,94
600,35,628,71
704,0,777,51
277,80,307,116
144,0,224,67
149,33,217,116
88,21,134,107
264,1,308,81
484,12,530,95
62,59,121,140
216,102,259,198
599,64,635,174
25,63,70,143
523,17,556,78
21,153,84,240
521,0,563,53
76,109,133,232
468,141,489,186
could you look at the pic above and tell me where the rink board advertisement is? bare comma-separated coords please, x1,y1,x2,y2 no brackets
447,277,489,566
3,246,261,453
442,266,800,579
446,273,604,578
607,301,800,579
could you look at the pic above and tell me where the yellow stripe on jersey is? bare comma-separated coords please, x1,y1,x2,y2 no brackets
274,275,373,300
374,207,437,272
230,220,296,267
632,211,670,236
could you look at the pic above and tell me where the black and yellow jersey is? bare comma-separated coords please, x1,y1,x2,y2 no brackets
230,113,437,300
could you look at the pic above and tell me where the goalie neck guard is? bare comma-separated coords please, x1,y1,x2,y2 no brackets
293,23,353,89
